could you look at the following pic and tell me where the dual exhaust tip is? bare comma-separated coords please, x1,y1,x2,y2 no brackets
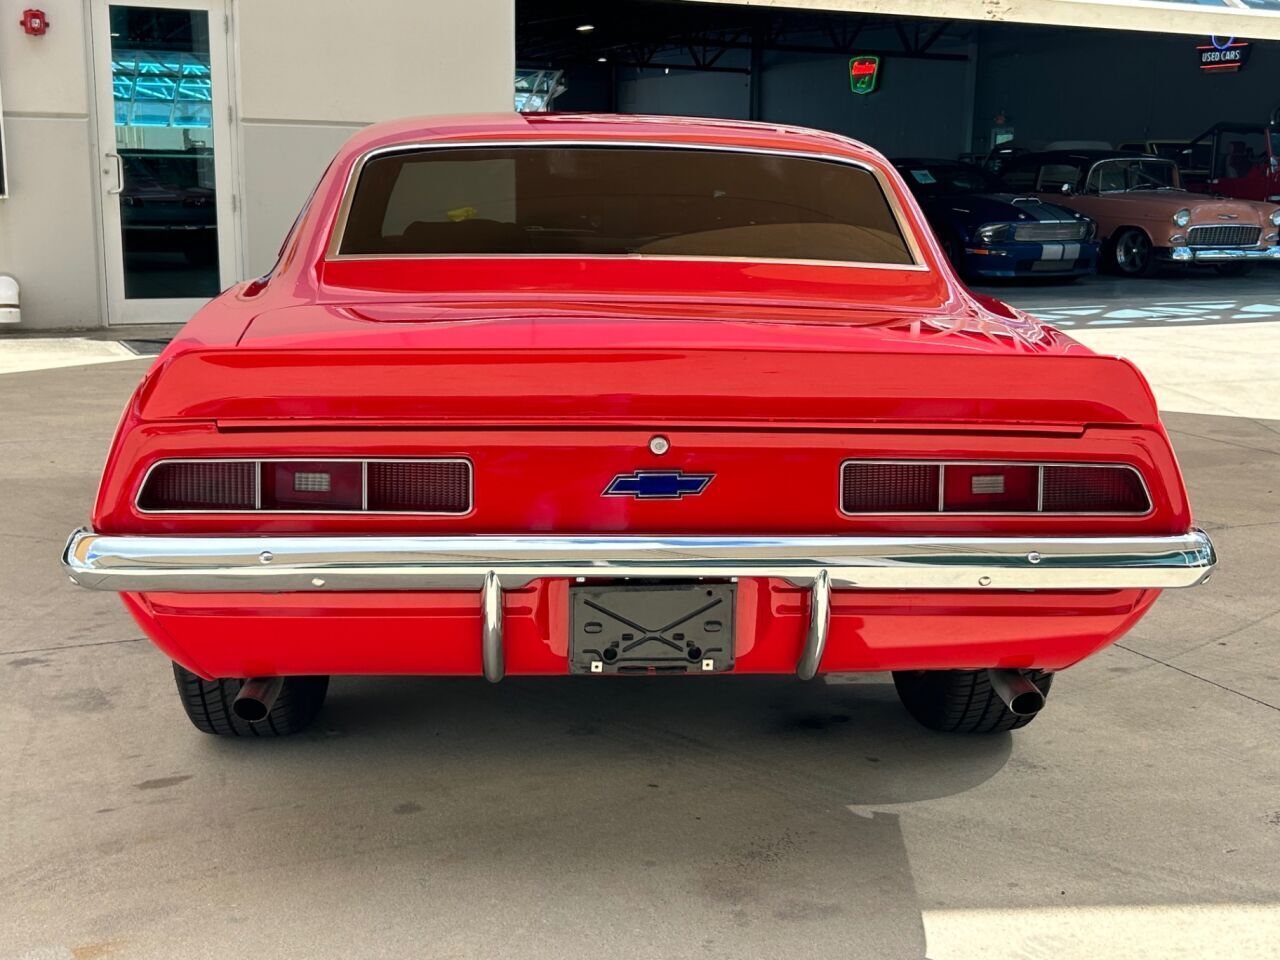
229,668,1045,723
987,668,1047,717
232,676,284,723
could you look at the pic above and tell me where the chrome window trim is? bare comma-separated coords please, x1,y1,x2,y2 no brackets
1085,157,1181,195
838,459,1153,518
323,138,929,271
135,457,474,517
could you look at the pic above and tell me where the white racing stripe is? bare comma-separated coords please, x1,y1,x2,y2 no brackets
0,338,140,375
923,903,1280,960
1070,320,1280,420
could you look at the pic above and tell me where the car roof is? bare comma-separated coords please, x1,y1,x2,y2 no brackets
335,112,888,165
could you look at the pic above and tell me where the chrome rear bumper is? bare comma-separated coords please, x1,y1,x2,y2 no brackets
63,528,1215,594
63,528,1214,682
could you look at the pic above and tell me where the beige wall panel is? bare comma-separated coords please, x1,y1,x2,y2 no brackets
0,117,101,329
235,0,515,123
0,0,91,115
239,121,363,276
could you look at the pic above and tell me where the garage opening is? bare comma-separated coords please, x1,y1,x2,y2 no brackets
517,0,1280,324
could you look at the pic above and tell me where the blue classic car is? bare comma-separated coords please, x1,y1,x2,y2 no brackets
892,158,1099,281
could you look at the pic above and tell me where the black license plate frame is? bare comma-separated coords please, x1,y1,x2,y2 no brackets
569,582,736,675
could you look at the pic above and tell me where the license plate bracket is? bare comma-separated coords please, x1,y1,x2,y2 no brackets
569,582,736,675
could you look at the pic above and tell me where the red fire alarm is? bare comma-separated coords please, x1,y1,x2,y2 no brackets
20,9,50,35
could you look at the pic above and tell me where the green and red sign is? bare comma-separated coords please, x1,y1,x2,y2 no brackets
849,55,881,95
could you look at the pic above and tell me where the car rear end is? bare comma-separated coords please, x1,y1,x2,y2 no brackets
67,294,1211,681
62,115,1214,736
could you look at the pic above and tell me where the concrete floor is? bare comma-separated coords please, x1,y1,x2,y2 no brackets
2,295,1279,959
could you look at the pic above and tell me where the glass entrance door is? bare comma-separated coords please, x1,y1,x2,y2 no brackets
91,0,238,324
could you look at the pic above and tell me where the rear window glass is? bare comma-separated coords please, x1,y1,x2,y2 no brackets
337,146,914,265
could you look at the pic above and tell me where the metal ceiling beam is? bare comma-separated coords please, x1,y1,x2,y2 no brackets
516,1,971,65
681,0,1280,43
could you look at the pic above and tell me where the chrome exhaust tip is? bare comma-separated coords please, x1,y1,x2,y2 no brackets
986,669,1046,717
232,676,284,722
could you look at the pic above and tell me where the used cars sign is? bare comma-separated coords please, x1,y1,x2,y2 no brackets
1197,37,1250,71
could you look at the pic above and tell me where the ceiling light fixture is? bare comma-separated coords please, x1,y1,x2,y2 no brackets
576,23,594,32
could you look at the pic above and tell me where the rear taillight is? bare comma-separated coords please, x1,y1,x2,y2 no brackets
1041,465,1149,513
841,461,1150,515
137,461,256,511
137,459,471,514
841,462,939,513
367,461,471,513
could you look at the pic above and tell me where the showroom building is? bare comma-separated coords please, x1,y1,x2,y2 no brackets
2,0,1280,330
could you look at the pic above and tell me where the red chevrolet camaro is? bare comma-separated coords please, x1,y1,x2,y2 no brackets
63,113,1215,737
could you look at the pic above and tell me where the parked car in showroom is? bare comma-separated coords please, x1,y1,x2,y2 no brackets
1001,149,1280,276
1184,120,1280,202
1116,137,1210,187
62,114,1214,738
892,157,1098,280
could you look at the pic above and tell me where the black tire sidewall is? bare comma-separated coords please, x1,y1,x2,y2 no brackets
1112,228,1157,277
172,663,329,736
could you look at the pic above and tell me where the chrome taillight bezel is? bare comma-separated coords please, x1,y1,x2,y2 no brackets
839,459,1153,517
135,457,473,516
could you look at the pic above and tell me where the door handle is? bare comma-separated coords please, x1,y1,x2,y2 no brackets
105,152,123,195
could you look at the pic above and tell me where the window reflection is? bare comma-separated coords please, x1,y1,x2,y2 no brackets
110,6,219,300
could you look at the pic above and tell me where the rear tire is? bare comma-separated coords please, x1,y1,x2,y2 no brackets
892,669,1054,733
172,663,329,736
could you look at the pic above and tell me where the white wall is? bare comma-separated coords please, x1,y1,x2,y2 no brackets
234,0,516,277
0,0,515,329
0,0,101,329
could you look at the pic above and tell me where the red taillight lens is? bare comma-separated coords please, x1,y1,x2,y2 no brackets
842,462,939,513
367,461,471,513
1041,465,1149,513
841,461,1150,515
138,461,256,511
137,459,471,514
942,465,1038,512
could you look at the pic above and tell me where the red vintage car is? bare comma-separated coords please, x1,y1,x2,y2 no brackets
63,113,1215,738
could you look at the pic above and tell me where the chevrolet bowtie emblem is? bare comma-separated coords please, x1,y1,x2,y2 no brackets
604,470,714,499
